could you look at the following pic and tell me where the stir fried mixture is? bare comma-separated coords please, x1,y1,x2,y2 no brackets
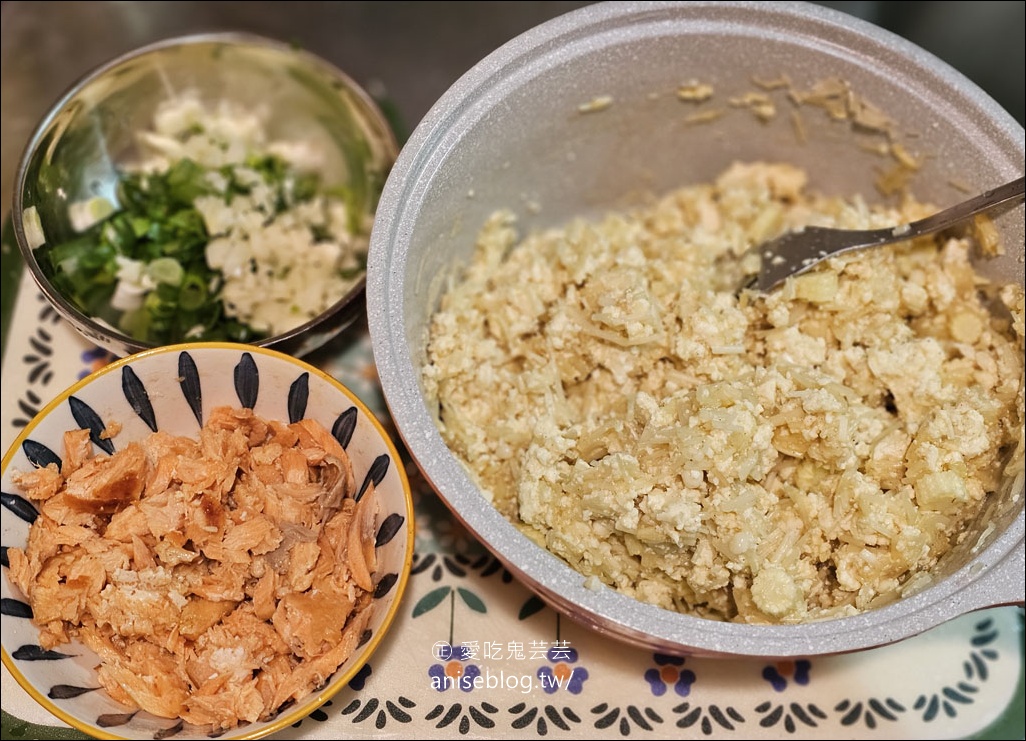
425,162,1025,624
7,407,378,731
28,95,370,345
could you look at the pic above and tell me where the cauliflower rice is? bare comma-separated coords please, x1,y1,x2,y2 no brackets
424,162,1025,624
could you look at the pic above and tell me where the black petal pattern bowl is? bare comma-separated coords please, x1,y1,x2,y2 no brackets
0,343,414,739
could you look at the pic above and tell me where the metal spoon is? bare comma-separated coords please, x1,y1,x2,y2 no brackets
744,175,1025,293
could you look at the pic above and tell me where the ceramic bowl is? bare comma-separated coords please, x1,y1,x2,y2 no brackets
0,343,415,739
366,1,1025,658
12,32,398,359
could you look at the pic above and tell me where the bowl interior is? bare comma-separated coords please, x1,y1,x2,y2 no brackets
368,1,1025,657
14,33,397,357
0,344,414,739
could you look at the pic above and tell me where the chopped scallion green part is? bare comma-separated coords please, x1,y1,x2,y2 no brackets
145,257,184,286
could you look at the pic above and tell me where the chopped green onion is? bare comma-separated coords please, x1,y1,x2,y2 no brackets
178,273,208,311
145,257,184,286
37,110,369,346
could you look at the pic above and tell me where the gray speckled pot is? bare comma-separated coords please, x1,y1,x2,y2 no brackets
367,1,1024,658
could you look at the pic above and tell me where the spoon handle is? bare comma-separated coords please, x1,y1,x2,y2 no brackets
751,175,1025,292
903,175,1025,239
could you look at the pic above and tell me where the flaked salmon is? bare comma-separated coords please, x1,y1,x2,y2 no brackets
7,406,379,733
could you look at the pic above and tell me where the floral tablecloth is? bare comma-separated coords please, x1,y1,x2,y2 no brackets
1,247,1023,739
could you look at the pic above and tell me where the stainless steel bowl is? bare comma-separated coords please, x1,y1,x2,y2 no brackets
13,32,398,358
367,1,1024,658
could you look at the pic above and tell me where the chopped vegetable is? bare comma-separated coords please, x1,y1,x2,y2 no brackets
36,96,369,346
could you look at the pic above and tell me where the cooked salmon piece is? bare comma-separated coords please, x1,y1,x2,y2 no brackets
315,454,355,521
283,540,321,593
270,597,373,710
104,503,152,542
291,417,347,462
6,405,378,733
62,429,94,474
220,514,282,558
178,598,236,641
271,583,355,659
348,484,379,592
7,516,94,594
153,531,199,567
42,443,147,523
96,641,192,720
279,447,312,485
10,464,63,502
249,567,279,620
142,431,200,495
26,551,102,625
183,674,265,728
207,406,269,446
